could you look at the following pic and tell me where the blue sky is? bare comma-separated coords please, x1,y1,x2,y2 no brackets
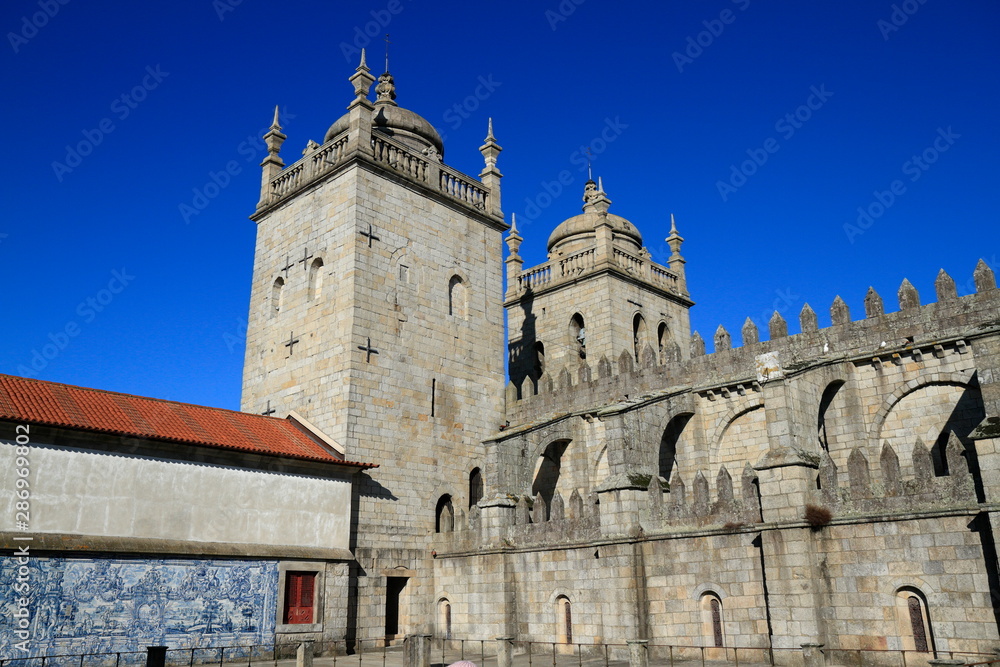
1,0,997,410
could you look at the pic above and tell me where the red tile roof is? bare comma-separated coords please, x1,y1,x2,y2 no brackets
0,374,375,468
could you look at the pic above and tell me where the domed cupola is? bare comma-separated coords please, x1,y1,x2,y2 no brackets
324,70,445,159
547,178,643,256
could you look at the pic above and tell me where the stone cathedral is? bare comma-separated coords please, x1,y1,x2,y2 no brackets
3,53,1000,661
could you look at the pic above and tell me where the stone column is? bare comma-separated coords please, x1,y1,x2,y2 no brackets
496,636,514,667
627,640,649,667
405,634,432,667
296,641,314,667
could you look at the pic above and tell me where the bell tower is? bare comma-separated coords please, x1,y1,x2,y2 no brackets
505,178,693,392
241,52,507,641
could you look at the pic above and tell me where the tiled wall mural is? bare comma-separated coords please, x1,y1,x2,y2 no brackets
0,557,278,659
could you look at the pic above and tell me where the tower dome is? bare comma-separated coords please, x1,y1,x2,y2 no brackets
324,71,444,158
547,179,643,254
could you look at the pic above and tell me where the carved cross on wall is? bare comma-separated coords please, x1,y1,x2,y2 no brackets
360,224,380,248
297,247,314,270
261,400,276,416
281,255,295,278
284,331,300,355
358,337,379,363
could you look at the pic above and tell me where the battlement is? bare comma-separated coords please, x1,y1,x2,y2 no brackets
434,429,979,556
505,260,999,425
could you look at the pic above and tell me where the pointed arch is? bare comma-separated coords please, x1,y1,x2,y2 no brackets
307,257,324,301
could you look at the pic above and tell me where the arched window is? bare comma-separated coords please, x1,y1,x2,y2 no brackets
700,593,724,648
307,258,324,302
448,275,467,319
556,595,572,644
533,342,545,380
633,313,648,362
435,495,454,533
438,598,452,639
469,468,483,508
569,313,586,359
657,322,669,360
271,277,284,317
895,588,933,653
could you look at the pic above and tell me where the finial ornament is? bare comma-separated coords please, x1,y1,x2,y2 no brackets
479,118,502,171
581,177,611,214
350,49,376,99
669,213,678,235
585,147,593,180
510,212,519,234
384,33,391,72
270,105,281,131
375,72,397,104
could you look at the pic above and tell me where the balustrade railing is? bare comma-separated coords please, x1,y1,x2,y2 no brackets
559,249,595,277
519,264,552,290
650,264,678,289
268,130,351,204
516,249,678,295
440,166,488,210
371,135,429,183
613,248,644,275
264,130,491,214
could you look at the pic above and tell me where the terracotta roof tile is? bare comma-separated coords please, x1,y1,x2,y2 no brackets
0,374,375,468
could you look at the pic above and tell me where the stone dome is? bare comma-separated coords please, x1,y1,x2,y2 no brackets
546,180,643,253
324,72,444,158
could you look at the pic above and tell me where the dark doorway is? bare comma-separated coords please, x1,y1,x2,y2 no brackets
385,577,408,640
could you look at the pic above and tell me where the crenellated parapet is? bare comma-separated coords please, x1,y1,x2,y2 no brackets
642,464,764,531
506,261,1000,425
814,432,978,516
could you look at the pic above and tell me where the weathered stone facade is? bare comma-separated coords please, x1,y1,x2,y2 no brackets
241,54,1000,655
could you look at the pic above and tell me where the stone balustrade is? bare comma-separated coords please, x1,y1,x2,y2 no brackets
262,130,492,215
513,247,679,296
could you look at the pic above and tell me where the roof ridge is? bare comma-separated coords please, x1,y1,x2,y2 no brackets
0,373,281,421
0,374,376,469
